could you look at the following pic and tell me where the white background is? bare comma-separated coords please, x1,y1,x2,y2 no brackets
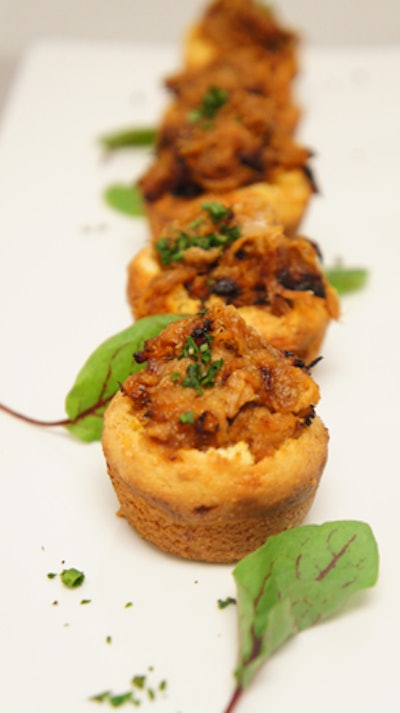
1,0,400,107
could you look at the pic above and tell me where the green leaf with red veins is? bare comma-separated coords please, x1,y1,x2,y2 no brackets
64,314,184,442
230,521,378,697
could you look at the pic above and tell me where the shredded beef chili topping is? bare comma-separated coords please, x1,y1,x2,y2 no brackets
122,305,320,461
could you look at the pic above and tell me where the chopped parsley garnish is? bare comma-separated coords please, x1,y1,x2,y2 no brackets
182,360,224,394
131,675,146,690
174,326,224,395
217,596,237,609
188,85,229,123
109,691,135,707
155,202,241,266
179,411,196,424
60,567,85,589
90,691,112,703
90,671,168,707
201,201,231,222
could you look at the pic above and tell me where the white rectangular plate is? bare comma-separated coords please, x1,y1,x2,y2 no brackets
0,39,399,713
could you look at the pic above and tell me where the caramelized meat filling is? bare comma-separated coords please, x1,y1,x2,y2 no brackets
135,201,336,318
166,48,296,105
160,49,301,150
122,305,320,461
198,0,297,59
140,85,311,200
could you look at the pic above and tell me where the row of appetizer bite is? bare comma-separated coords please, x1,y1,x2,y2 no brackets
102,0,340,563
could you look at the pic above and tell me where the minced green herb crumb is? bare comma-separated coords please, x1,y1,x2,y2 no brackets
90,690,111,703
60,567,85,588
182,359,224,394
155,201,240,266
109,692,134,707
218,596,237,609
90,672,168,707
188,85,229,122
179,411,195,424
132,675,146,690
202,201,231,222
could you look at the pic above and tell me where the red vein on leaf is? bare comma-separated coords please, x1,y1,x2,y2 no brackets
0,397,111,429
97,345,125,403
315,534,357,581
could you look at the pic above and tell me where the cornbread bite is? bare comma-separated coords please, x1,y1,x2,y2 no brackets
161,48,302,146
127,195,339,362
141,172,313,240
139,79,314,238
184,0,299,88
138,0,313,237
102,305,329,563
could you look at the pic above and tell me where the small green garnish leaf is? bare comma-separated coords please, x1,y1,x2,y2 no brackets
182,359,224,394
131,675,146,690
179,410,195,424
201,201,231,222
99,126,156,151
60,567,85,589
218,596,237,609
225,520,378,709
90,691,112,703
108,692,134,707
90,672,167,708
65,314,184,442
46,572,57,579
155,204,240,266
188,85,229,123
325,264,368,294
104,183,144,217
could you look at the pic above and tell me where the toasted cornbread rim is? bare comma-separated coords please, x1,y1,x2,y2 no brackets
103,391,328,520
127,244,338,361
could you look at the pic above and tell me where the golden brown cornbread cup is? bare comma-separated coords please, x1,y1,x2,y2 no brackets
127,246,338,363
103,399,328,563
127,195,339,363
102,305,329,563
141,172,313,241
